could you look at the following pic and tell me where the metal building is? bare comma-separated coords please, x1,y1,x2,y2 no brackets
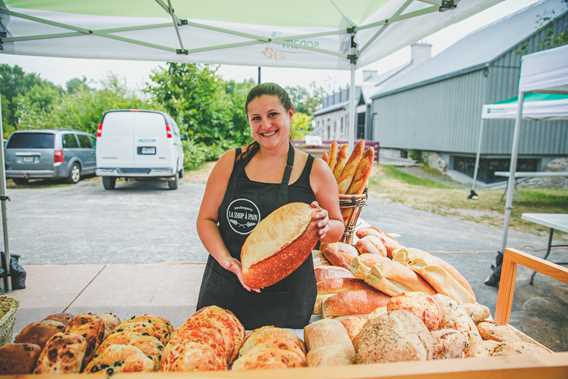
370,0,568,183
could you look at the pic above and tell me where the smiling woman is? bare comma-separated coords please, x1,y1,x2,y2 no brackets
195,82,344,330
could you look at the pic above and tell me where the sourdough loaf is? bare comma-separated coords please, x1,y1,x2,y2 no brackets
241,202,318,289
321,242,359,268
387,292,442,330
304,319,354,367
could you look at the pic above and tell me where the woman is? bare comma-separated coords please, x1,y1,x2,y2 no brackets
196,83,344,329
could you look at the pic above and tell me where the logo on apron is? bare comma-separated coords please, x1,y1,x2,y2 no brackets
226,198,261,235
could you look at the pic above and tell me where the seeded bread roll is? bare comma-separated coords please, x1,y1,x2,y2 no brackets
431,329,468,359
0,343,41,374
333,144,349,181
337,141,365,194
336,315,368,341
321,242,359,268
241,203,319,289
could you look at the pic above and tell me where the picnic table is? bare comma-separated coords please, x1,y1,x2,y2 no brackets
521,213,568,284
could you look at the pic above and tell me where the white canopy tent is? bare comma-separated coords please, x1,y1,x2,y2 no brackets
481,44,568,286
0,0,503,290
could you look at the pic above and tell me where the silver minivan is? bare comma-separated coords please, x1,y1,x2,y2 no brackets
5,129,96,185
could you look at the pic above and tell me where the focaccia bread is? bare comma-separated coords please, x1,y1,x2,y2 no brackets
322,288,390,318
355,310,434,364
314,265,354,282
303,319,353,351
119,314,173,345
0,343,41,374
44,313,74,327
161,341,227,372
33,333,87,374
241,202,318,289
84,344,154,373
355,235,387,257
431,329,468,359
65,313,106,364
238,326,305,359
97,332,164,369
363,255,436,297
232,346,306,370
393,248,476,303
321,242,359,268
15,319,66,350
98,312,121,338
387,292,442,330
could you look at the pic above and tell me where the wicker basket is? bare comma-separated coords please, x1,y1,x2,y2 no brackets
0,296,18,346
339,191,368,244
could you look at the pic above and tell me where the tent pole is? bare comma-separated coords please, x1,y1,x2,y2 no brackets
469,117,484,199
349,64,356,150
0,95,11,292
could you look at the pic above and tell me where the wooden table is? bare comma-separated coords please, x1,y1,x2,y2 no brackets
521,213,568,284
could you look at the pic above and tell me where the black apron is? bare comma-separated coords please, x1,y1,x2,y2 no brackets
196,142,317,329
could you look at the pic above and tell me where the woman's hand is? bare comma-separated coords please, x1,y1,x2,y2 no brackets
310,200,330,240
220,257,261,293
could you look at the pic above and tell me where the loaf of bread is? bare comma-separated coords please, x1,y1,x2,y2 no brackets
15,319,66,350
316,277,371,295
44,313,73,326
333,144,349,181
65,313,106,365
322,288,390,318
387,292,442,330
349,253,380,279
431,329,468,359
84,344,155,373
476,321,525,343
393,248,476,303
34,333,87,374
314,265,354,282
304,319,354,367
321,242,359,268
0,343,41,374
355,226,384,239
462,303,491,323
336,315,368,341
99,312,121,338
312,251,331,267
321,151,329,164
238,326,305,358
347,147,374,195
313,294,333,315
355,235,387,257
232,346,306,370
97,332,164,369
161,341,226,371
364,255,436,297
119,314,173,345
327,141,338,171
337,140,365,194
355,310,434,364
241,202,319,289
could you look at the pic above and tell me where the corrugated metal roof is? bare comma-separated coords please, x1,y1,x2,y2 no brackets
314,87,363,116
372,0,568,99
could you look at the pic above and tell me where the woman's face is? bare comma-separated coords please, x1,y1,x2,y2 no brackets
247,95,294,150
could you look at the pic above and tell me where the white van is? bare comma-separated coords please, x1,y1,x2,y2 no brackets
96,110,184,190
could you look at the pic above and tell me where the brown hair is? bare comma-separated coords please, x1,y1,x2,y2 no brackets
245,82,293,114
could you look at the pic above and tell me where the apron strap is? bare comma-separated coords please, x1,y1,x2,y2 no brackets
278,143,294,204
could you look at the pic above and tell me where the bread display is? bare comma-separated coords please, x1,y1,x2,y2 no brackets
337,140,365,193
322,288,390,318
0,343,41,374
392,248,476,303
314,265,354,282
84,344,154,373
241,202,318,289
118,314,173,345
304,319,354,367
387,292,442,330
15,320,66,350
96,332,164,370
33,333,87,374
354,235,387,257
354,310,434,364
321,242,359,268
431,329,468,359
65,313,106,365
347,147,375,195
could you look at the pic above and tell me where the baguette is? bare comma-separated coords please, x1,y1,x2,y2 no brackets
321,151,329,164
316,277,372,295
347,147,374,194
392,248,476,303
322,289,390,318
354,235,387,257
314,265,354,282
333,144,349,181
321,242,359,268
337,140,365,194
365,256,436,297
313,294,333,315
327,141,338,171
349,254,379,279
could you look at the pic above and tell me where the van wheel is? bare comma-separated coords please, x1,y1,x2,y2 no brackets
13,178,28,186
102,177,116,190
178,168,184,179
168,175,179,190
68,163,81,184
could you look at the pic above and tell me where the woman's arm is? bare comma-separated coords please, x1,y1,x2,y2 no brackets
196,149,256,291
310,157,345,244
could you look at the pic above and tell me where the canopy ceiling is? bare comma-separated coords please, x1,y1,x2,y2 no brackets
519,43,568,93
0,0,503,69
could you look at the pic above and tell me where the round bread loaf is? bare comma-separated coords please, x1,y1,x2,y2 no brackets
241,202,318,289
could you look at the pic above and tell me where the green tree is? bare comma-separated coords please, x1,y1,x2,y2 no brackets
66,76,92,94
15,82,63,130
290,112,312,140
285,82,325,116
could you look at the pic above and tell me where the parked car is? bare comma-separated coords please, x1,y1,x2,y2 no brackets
5,129,96,185
96,109,184,190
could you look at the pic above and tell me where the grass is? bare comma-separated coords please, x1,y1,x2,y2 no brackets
369,165,568,237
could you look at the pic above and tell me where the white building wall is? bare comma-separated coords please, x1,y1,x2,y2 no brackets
313,110,350,140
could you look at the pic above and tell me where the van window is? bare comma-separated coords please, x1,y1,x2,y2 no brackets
7,133,55,149
77,134,93,148
103,111,166,137
62,134,79,148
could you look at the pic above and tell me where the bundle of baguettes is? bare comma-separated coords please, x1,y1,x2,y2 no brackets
322,140,375,196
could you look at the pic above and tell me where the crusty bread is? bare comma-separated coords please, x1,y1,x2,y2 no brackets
312,250,331,267
347,147,374,195
15,320,66,350
84,344,155,373
314,265,354,282
307,345,354,367
349,254,380,280
462,303,491,323
321,242,359,268
65,313,106,365
333,144,349,181
336,315,368,341
392,248,476,303
99,312,121,339
316,277,371,295
122,315,173,345
313,294,333,315
473,339,550,357
355,310,434,364
387,292,442,330
337,141,365,194
161,341,227,372
0,343,41,374
322,288,390,318
34,333,87,374
232,346,306,370
364,255,436,297
44,313,73,326
355,235,387,257
241,203,318,289
476,321,522,343
304,319,354,367
97,332,164,370
239,326,305,358
431,329,468,359
327,141,338,171
355,226,384,239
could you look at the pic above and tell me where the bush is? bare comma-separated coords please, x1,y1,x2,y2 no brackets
408,149,423,163
182,140,207,171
